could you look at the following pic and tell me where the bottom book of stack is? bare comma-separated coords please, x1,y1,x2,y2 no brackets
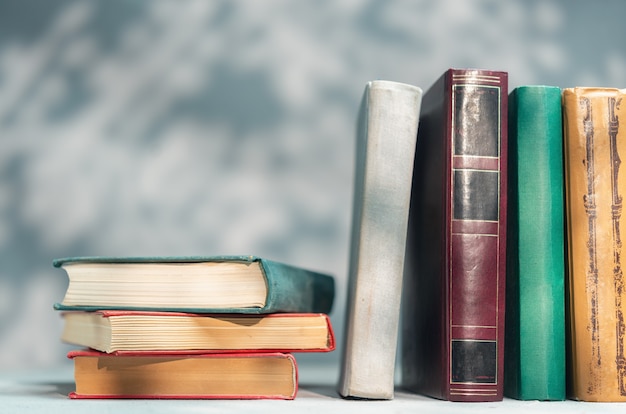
69,350,298,399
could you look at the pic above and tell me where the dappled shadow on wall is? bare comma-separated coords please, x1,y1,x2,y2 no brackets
2,0,626,370
0,1,350,369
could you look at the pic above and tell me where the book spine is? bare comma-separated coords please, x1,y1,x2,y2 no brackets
339,80,422,399
402,69,507,402
259,258,335,314
445,69,508,401
563,87,626,402
504,86,566,400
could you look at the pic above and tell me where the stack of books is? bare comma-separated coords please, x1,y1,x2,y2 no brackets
53,255,335,400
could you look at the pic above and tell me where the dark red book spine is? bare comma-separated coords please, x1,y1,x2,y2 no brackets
402,68,508,402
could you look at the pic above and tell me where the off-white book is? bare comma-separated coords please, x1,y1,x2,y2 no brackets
338,80,422,399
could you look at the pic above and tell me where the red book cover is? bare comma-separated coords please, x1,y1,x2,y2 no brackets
67,350,299,400
61,311,335,354
402,68,508,402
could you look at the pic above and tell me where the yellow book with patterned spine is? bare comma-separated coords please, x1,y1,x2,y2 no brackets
563,87,626,402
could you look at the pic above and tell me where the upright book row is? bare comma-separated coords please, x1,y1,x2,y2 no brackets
53,255,336,399
339,69,626,403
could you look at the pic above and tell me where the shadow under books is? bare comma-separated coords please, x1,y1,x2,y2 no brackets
4,380,75,399
298,383,432,401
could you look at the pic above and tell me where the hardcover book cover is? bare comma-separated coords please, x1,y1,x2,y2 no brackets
504,86,566,400
339,80,422,399
67,350,298,400
563,87,626,402
402,68,508,402
53,255,334,314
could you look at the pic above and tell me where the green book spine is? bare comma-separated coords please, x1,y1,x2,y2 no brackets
504,86,566,400
260,257,335,314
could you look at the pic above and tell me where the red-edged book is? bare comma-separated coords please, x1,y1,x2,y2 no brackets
68,349,298,400
60,311,335,354
402,68,508,401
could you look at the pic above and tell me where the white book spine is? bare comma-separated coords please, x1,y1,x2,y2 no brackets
339,80,422,399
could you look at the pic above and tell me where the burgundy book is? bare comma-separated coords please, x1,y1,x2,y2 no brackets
402,68,508,402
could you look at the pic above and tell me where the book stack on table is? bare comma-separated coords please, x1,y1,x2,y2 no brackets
52,255,335,400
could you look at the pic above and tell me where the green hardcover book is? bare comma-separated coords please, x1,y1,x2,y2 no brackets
53,255,334,314
504,86,566,400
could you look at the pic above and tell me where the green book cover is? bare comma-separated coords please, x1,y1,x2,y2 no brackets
504,86,566,400
53,255,334,314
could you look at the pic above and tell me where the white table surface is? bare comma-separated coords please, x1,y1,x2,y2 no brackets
2,362,626,414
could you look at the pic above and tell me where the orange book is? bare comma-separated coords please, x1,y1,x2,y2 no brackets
60,311,335,354
563,87,626,402
68,350,298,400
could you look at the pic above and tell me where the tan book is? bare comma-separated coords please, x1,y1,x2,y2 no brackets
68,350,298,399
563,87,626,402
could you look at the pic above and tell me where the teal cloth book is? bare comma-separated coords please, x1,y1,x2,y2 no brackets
53,255,334,314
504,86,566,400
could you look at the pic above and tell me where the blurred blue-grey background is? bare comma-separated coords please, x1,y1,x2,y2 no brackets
1,0,625,375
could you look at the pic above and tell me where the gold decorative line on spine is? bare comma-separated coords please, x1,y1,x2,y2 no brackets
608,96,626,396
452,74,501,84
450,390,498,396
581,96,601,394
